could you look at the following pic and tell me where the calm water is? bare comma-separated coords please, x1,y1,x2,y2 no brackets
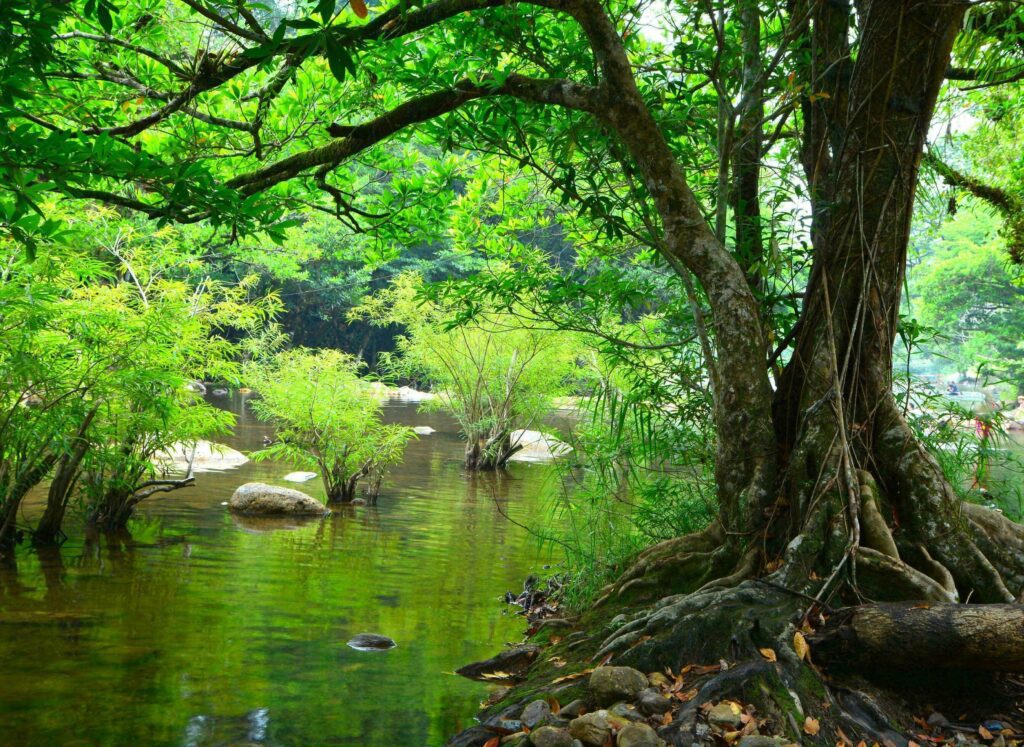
0,396,561,746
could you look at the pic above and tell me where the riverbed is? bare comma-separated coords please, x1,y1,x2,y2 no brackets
0,396,562,746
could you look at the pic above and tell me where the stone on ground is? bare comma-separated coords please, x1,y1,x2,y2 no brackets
588,666,648,706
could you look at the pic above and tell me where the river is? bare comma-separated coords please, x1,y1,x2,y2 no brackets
0,395,562,746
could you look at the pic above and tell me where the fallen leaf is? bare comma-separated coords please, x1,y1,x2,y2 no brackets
979,726,994,740
804,717,821,736
759,648,778,662
661,711,673,726
794,631,811,661
480,671,513,680
549,635,562,645
674,687,699,702
546,696,560,714
551,668,593,685
483,738,499,747
724,730,742,744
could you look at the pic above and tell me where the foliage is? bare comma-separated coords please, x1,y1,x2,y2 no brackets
354,272,582,469
909,208,1024,391
247,348,414,501
0,209,280,545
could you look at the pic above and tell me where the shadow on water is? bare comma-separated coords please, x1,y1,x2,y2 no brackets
0,397,563,746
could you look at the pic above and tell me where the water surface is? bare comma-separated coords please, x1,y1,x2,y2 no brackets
0,397,560,746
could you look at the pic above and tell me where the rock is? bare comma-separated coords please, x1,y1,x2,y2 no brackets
616,723,663,747
393,386,437,402
589,666,648,706
346,633,397,651
507,429,573,463
637,688,672,716
737,737,787,747
212,388,229,396
154,440,249,472
455,644,541,681
501,733,529,746
283,471,317,483
521,700,552,729
568,712,610,746
646,671,669,689
445,725,496,746
559,699,587,719
350,497,367,506
228,483,329,516
608,702,644,722
529,726,574,747
413,426,436,435
707,701,745,730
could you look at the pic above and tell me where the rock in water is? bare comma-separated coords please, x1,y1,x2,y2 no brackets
282,471,317,483
507,429,573,463
347,633,397,651
413,426,436,435
228,483,328,516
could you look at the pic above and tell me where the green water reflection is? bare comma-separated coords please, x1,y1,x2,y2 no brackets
0,399,559,746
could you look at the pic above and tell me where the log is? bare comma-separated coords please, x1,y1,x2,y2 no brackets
809,603,1024,671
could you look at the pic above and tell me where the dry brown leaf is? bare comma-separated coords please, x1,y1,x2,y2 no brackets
549,635,562,645
804,717,821,736
794,631,811,661
483,738,499,747
349,0,368,18
979,726,994,740
759,647,778,662
551,668,593,685
661,711,673,726
480,671,514,680
546,696,560,714
674,687,699,702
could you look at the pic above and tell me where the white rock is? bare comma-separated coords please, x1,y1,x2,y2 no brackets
283,471,318,482
153,440,249,473
507,429,573,462
412,426,436,435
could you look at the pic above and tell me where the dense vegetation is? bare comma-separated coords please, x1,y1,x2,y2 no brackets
2,0,1024,743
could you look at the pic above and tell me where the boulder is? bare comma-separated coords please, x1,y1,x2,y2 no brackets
589,666,648,706
346,633,397,651
568,712,610,746
228,483,328,516
283,471,317,483
507,430,573,463
154,440,249,473
707,701,745,730
616,723,663,747
529,726,574,747
413,426,436,435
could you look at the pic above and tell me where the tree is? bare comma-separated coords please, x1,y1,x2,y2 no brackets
247,348,415,501
8,0,1024,735
0,210,279,548
354,272,581,469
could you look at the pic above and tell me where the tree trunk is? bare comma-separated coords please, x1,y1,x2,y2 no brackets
810,603,1024,672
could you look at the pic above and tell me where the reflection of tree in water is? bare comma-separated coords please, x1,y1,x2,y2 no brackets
184,706,271,747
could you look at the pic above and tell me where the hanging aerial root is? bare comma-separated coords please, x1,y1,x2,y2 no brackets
810,602,1024,672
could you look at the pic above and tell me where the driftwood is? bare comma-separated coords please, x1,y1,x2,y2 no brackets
810,603,1024,672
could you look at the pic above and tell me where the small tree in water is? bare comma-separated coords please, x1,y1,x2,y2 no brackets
247,349,414,502
355,273,581,470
